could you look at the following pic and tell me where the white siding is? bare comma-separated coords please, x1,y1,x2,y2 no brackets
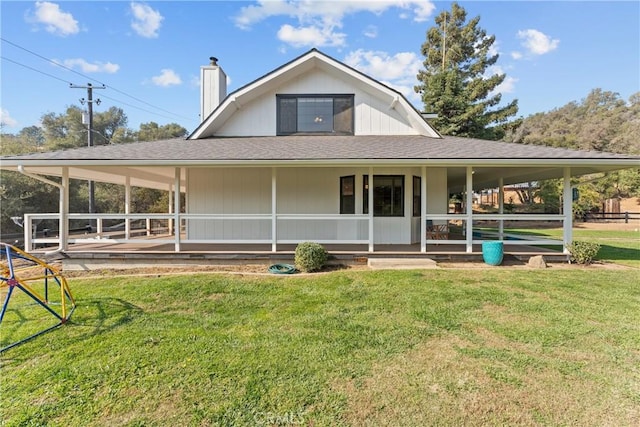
215,69,419,136
277,168,342,213
426,168,448,215
374,217,411,244
187,168,272,240
185,166,449,245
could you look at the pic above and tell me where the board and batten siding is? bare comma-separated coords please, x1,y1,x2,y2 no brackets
214,69,419,137
186,167,449,244
187,168,272,240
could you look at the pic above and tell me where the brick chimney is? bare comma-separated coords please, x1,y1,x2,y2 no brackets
200,56,227,122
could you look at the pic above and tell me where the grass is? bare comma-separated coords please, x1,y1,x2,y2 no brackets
484,227,640,268
1,266,639,426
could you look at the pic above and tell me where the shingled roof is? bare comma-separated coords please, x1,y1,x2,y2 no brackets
2,135,636,164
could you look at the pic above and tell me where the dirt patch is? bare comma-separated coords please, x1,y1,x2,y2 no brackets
61,262,366,279
58,257,635,279
334,334,639,426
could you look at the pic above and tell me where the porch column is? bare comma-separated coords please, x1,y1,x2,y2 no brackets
368,167,374,252
562,167,573,254
420,166,427,253
168,183,174,235
465,166,473,253
59,167,69,251
498,177,504,240
124,176,131,240
174,168,181,252
271,167,277,252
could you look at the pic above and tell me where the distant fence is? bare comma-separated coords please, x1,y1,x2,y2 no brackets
583,212,640,223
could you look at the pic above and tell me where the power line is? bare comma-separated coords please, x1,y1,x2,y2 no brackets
99,93,182,122
1,37,195,123
1,37,100,84
3,56,191,125
1,56,72,85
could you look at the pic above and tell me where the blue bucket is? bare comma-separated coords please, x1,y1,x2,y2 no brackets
482,241,504,266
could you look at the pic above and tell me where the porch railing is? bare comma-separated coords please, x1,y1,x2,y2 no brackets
19,212,565,252
21,213,371,251
426,214,565,246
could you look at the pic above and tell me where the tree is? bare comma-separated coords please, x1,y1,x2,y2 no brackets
506,89,640,206
41,106,86,149
40,105,132,149
17,126,45,147
136,121,188,142
0,107,190,234
92,107,129,145
415,2,519,139
507,89,640,154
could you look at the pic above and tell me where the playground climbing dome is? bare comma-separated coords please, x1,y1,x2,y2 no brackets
0,243,75,352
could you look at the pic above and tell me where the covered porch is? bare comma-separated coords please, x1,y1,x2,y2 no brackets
17,163,576,261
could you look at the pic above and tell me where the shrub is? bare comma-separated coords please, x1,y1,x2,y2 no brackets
294,242,328,272
566,241,601,265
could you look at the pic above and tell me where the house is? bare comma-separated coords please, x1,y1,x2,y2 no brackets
1,49,637,261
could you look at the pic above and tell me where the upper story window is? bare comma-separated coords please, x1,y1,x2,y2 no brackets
277,94,354,135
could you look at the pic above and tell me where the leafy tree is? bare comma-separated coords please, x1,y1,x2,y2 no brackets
41,106,87,149
415,2,519,139
136,121,188,142
535,180,561,214
508,89,639,154
0,173,60,236
0,133,38,156
41,105,131,149
508,89,640,206
534,179,600,217
0,107,190,234
92,106,129,145
18,126,45,147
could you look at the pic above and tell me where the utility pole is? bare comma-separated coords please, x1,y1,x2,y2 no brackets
70,83,105,225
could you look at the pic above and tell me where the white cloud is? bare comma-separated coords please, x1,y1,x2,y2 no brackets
0,109,18,128
59,58,119,73
411,1,436,22
487,40,500,58
344,49,423,103
344,49,421,82
30,1,79,36
510,51,523,60
486,65,518,97
363,25,378,39
277,24,346,47
151,69,182,87
130,2,163,38
234,1,435,47
517,29,559,55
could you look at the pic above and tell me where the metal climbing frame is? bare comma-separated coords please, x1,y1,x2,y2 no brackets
0,243,76,352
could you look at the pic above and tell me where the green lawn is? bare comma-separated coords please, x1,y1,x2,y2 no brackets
488,228,640,268
2,266,639,426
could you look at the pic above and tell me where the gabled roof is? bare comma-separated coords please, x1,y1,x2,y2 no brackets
189,48,440,139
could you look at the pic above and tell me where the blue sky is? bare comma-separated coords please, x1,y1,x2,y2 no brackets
1,1,638,135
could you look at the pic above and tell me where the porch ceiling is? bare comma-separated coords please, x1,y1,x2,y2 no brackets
4,165,185,191
446,164,631,191
3,163,630,194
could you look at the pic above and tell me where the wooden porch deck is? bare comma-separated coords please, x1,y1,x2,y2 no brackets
34,238,568,271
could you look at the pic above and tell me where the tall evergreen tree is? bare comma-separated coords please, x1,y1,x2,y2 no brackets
415,2,519,139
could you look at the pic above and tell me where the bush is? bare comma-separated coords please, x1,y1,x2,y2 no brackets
294,242,328,272
566,241,601,265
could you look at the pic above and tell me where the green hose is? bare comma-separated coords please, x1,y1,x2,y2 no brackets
268,264,296,274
